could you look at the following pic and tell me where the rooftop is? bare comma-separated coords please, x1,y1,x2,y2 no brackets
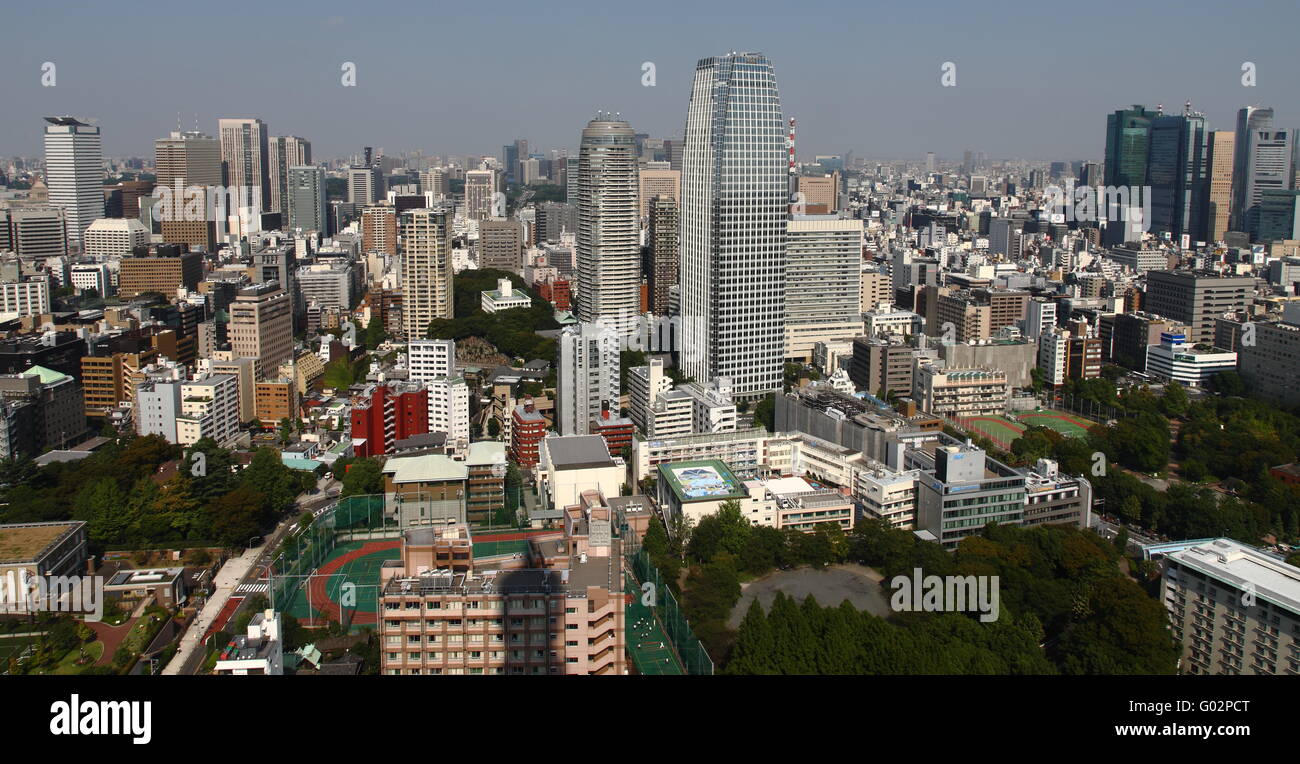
0,521,84,564
1168,539,1300,615
382,453,468,483
544,435,614,470
658,459,748,503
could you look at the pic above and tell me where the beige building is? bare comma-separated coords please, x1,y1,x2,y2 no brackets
401,208,454,338
796,173,839,213
362,205,398,257
118,249,203,298
377,518,626,676
912,364,1008,418
861,270,890,313
638,168,680,219
1207,131,1235,243
229,283,293,377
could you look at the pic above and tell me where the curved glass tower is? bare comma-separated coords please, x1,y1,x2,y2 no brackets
679,52,787,400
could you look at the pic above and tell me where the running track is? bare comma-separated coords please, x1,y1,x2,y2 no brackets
305,541,400,625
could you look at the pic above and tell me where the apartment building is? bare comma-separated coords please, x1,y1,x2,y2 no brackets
1163,538,1300,675
177,373,239,446
377,519,626,676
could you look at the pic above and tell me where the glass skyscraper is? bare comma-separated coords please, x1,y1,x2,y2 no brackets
680,52,787,400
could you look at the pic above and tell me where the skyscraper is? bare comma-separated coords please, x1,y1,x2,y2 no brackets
286,165,327,234
575,117,640,337
268,136,311,215
1232,107,1295,240
464,169,496,221
218,118,270,212
784,216,863,362
680,52,787,399
154,131,222,188
1103,105,1158,245
646,196,679,316
1148,107,1209,243
401,207,454,338
43,117,104,250
1206,131,1236,243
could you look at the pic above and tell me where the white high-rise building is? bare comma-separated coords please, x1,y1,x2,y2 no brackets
218,118,270,212
785,216,863,362
42,117,103,250
575,117,640,337
177,374,240,447
406,339,456,381
680,52,788,400
464,170,496,221
428,376,470,441
557,323,619,436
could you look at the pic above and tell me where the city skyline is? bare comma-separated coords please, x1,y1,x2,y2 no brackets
4,0,1300,161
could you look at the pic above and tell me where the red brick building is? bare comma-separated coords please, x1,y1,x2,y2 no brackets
511,399,547,468
351,383,429,457
533,276,571,311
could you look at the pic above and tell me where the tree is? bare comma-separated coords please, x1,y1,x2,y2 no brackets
338,457,383,498
211,485,266,546
753,394,775,432
487,418,501,438
1160,381,1189,417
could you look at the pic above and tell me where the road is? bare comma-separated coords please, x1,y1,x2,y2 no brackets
164,477,340,675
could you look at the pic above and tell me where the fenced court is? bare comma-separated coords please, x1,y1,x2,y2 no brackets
624,575,682,675
626,548,714,675
1017,410,1095,438
956,415,1024,450
957,410,1096,450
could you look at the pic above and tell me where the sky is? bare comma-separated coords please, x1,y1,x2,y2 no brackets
3,0,1298,163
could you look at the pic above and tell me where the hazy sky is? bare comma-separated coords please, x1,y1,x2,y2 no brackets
3,0,1298,162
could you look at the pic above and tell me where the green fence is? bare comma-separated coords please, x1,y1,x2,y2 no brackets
626,548,714,676
269,493,390,611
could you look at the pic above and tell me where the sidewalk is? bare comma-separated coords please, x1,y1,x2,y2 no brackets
161,545,261,675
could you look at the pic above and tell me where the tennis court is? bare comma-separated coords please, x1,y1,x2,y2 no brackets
958,415,1024,448
1017,410,1095,438
624,578,683,676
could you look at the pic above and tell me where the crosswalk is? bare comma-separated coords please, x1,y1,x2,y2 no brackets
235,581,269,595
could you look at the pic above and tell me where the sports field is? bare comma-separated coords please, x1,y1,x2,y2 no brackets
624,578,684,676
958,410,1095,448
287,540,401,626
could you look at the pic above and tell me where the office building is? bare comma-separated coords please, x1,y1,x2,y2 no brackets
218,118,270,212
1206,131,1235,242
784,216,863,362
286,165,327,234
1144,270,1255,344
464,169,496,221
268,136,311,215
229,283,294,375
477,219,525,271
679,52,788,399
43,117,103,250
118,245,203,298
83,218,149,258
